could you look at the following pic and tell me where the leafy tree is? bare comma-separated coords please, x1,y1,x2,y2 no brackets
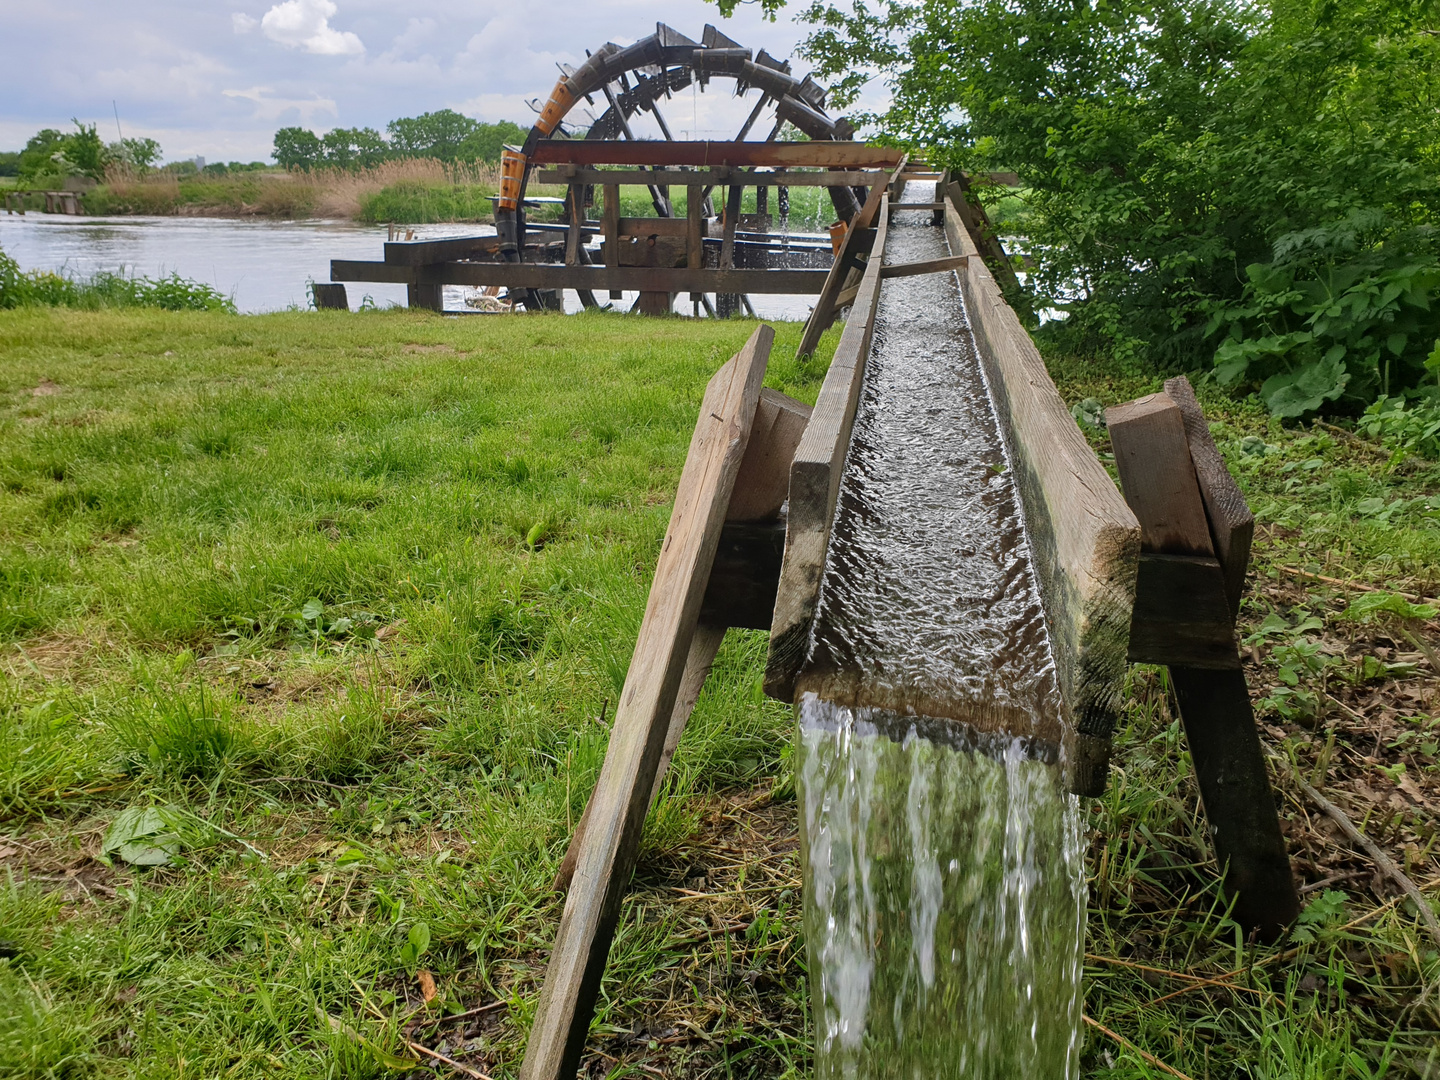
105,137,162,171
386,109,479,161
457,121,527,163
18,129,67,180
768,0,1440,414
0,151,19,177
273,126,322,171
320,126,388,169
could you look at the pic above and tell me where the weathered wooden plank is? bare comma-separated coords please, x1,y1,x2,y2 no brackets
1127,553,1239,669
879,255,968,279
603,184,621,300
520,326,773,1080
1169,667,1302,936
616,216,691,238
765,198,891,701
551,622,728,895
946,181,1025,300
530,140,905,168
384,234,500,266
1164,375,1254,618
700,520,787,631
945,197,1140,796
890,202,945,211
686,184,703,277
727,389,812,523
311,283,348,310
1105,392,1215,557
537,167,885,188
794,157,906,358
334,261,832,294
406,283,444,312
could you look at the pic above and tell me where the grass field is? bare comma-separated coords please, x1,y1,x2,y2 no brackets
1,307,1437,1079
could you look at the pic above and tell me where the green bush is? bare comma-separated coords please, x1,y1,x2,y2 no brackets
0,245,236,312
794,0,1440,414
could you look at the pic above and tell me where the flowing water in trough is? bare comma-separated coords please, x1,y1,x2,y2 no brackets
796,189,1085,1078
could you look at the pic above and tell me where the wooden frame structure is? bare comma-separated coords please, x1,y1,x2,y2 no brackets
331,140,900,315
508,159,1299,1080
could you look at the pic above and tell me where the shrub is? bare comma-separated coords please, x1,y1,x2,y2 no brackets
0,245,235,312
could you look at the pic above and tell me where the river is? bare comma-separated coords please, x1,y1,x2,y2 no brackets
0,212,813,320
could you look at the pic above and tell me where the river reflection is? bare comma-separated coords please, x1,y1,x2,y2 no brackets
0,213,814,320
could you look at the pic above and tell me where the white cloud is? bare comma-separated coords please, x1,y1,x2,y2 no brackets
260,0,363,56
232,12,258,34
223,85,338,123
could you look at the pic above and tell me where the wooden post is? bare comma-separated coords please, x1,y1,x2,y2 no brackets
311,283,348,310
565,184,583,267
520,326,774,1080
686,183,703,308
716,184,744,318
1107,387,1299,937
406,283,443,312
795,156,906,357
603,183,621,300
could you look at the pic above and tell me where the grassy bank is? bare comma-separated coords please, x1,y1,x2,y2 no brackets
1,308,1436,1078
50,162,838,227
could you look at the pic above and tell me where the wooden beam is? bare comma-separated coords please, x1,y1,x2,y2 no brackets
565,186,582,267
793,156,907,358
552,388,806,894
1164,375,1254,619
602,184,620,300
879,255,968,279
406,283,443,312
944,196,1140,796
1108,386,1298,935
529,140,906,169
520,326,773,1080
617,216,691,238
385,235,500,265
1105,392,1214,557
537,167,886,188
1127,553,1239,668
331,261,831,295
685,184,703,279
891,201,945,211
1169,668,1301,937
765,197,891,701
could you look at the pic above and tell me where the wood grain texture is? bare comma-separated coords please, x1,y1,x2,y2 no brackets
529,140,906,168
726,389,811,523
765,198,892,701
945,193,1140,796
1127,553,1240,669
879,255,968,279
1106,392,1215,556
520,326,773,1080
795,157,906,358
551,622,728,895
1163,376,1254,617
1169,667,1301,936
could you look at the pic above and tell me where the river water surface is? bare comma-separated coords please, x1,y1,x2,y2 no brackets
0,212,813,319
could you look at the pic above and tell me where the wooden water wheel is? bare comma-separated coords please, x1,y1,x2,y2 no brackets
494,23,862,312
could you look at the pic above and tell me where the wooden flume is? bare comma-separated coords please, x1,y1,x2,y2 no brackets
516,159,1300,1077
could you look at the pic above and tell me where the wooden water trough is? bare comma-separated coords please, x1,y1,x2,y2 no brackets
515,161,1299,1079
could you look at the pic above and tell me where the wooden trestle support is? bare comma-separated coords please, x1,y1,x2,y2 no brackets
510,162,1300,1077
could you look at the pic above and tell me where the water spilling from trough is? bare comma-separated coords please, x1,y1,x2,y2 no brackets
795,189,1085,1077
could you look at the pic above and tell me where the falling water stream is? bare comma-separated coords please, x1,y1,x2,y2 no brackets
795,188,1085,1078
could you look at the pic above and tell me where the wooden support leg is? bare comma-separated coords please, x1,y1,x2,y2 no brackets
407,283,443,312
1169,666,1300,937
519,327,773,1080
552,623,727,894
603,183,621,301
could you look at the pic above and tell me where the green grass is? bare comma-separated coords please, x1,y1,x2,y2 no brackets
1,309,1436,1078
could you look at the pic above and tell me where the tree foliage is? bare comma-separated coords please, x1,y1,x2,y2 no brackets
784,0,1440,414
16,122,161,181
272,112,525,171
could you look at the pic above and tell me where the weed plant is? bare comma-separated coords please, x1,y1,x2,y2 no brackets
0,246,234,312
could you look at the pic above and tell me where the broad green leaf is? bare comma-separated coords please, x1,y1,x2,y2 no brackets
301,598,325,621
102,806,183,867
1261,356,1350,418
1340,591,1438,622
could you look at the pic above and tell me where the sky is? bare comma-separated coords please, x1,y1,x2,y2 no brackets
0,1,867,164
